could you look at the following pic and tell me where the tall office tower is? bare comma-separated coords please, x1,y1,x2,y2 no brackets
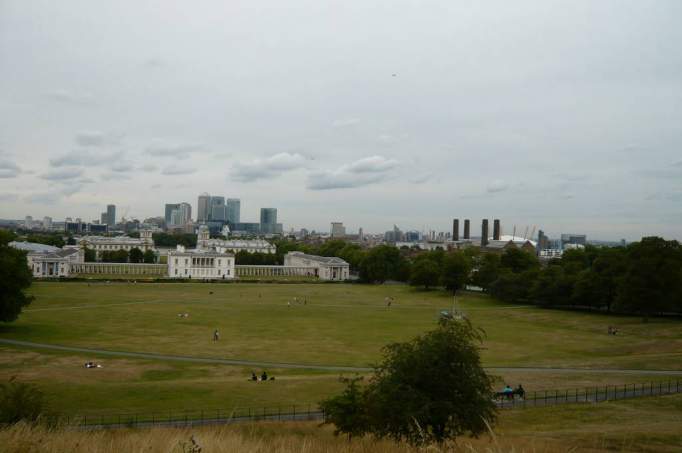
493,219,501,241
463,219,470,239
260,208,277,234
43,216,52,230
178,202,192,224
197,193,210,223
226,199,241,224
24,216,33,229
209,196,226,222
331,222,346,238
538,230,549,251
165,203,180,224
481,219,489,247
106,204,116,227
100,212,108,225
358,227,364,240
452,218,459,241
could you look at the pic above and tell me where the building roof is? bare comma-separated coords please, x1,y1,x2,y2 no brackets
29,247,81,260
204,239,274,248
286,251,348,265
79,235,150,245
9,241,60,253
169,247,234,257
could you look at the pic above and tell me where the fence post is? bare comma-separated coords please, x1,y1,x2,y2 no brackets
555,390,558,405
278,406,281,421
659,381,662,395
293,405,296,419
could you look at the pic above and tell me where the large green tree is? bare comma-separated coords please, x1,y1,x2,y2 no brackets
364,318,496,445
440,251,472,292
0,233,33,322
615,237,682,319
359,245,408,283
409,258,440,289
128,247,144,263
320,319,496,446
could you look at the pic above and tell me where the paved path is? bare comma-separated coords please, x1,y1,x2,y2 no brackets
3,338,682,375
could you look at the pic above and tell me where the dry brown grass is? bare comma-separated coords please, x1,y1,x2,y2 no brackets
0,422,572,453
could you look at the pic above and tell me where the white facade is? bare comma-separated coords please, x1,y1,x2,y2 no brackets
196,225,275,254
284,251,349,281
9,242,85,278
79,230,154,259
168,245,235,279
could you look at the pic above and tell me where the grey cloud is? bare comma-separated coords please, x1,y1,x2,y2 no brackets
101,172,131,181
0,160,21,178
332,118,360,128
61,184,84,196
0,193,18,202
41,167,83,181
409,173,434,184
146,142,206,159
44,89,95,106
151,183,162,189
75,131,123,147
486,180,510,193
23,192,61,204
161,165,197,175
307,156,399,190
110,162,134,172
50,150,120,167
139,163,158,172
230,152,308,182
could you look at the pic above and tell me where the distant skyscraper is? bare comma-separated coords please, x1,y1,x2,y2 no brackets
538,230,549,251
24,216,33,229
481,219,489,247
165,203,180,224
100,212,107,225
561,234,587,248
331,222,346,238
43,216,52,230
452,218,459,241
106,204,116,227
358,227,364,240
197,193,210,223
226,199,241,224
260,208,277,234
463,219,470,239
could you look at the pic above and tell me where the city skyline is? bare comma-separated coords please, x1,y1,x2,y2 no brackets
1,1,681,241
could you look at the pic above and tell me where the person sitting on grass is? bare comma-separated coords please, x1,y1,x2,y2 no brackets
261,371,268,381
503,384,513,399
251,372,257,381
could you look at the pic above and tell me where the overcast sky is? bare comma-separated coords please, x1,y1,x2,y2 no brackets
1,0,681,240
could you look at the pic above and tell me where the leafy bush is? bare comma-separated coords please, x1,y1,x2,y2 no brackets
0,377,47,424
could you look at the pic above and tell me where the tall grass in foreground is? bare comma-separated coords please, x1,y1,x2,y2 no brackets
0,422,580,453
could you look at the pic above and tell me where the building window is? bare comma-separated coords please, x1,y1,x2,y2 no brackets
175,258,178,265
185,259,188,265
218,259,221,265
174,269,178,275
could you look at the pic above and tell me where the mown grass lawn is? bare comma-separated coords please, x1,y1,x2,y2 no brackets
1,281,681,416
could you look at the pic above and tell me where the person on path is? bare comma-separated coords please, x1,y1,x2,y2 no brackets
213,329,220,341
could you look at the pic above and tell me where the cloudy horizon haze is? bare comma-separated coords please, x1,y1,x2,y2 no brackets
1,0,681,241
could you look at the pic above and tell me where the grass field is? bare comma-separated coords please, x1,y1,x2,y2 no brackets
1,282,682,418
2,394,681,452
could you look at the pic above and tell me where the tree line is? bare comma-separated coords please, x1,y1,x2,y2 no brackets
97,248,156,264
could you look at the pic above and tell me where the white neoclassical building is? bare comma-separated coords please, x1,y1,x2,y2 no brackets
79,230,155,259
196,225,275,254
284,251,349,281
168,245,235,279
10,241,85,278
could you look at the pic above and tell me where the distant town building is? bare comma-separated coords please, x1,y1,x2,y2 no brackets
197,193,211,223
561,234,587,248
331,222,346,238
79,230,154,259
196,225,275,254
226,198,241,224
260,208,278,235
10,241,84,278
106,204,116,227
168,245,235,279
42,216,52,230
284,251,349,281
24,216,33,229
